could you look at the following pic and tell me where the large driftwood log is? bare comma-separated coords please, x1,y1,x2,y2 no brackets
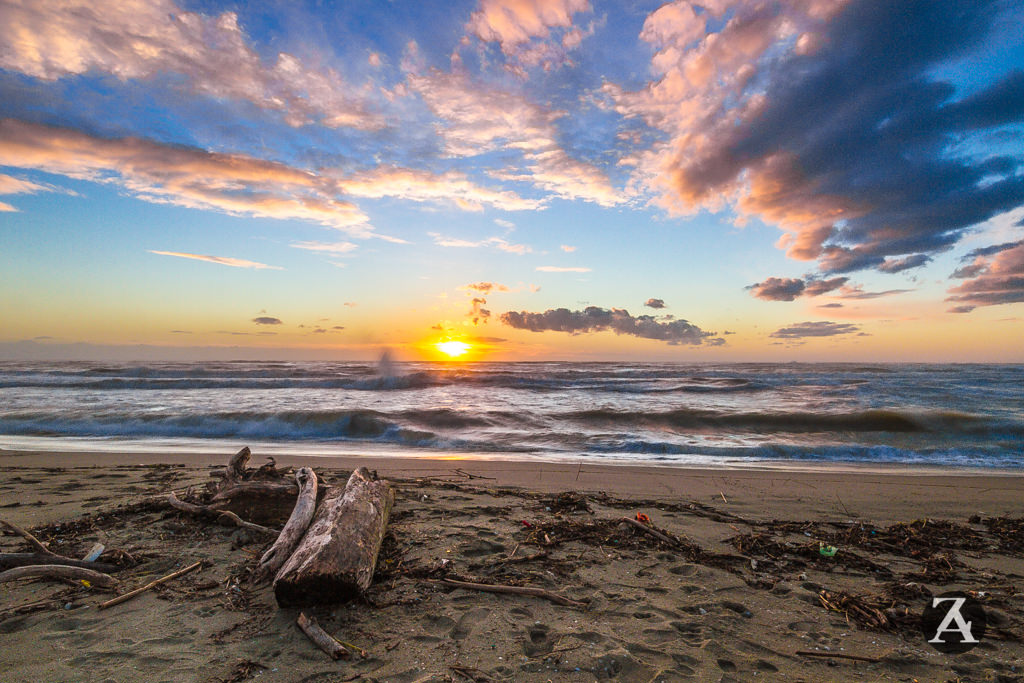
274,467,393,607
256,467,318,582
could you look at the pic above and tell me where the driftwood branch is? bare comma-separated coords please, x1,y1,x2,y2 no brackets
0,519,54,555
167,492,277,536
257,467,318,582
621,516,684,548
297,612,349,660
226,446,251,482
437,578,586,608
0,564,118,588
0,553,118,573
97,560,203,610
796,650,881,663
1,519,117,572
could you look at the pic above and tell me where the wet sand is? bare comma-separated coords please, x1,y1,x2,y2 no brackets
0,448,1021,682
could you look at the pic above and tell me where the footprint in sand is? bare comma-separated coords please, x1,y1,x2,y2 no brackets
522,623,554,656
716,658,738,672
449,607,490,640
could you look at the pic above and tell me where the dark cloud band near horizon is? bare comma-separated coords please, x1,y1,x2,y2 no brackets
499,306,723,346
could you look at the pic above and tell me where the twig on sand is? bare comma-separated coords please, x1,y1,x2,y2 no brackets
297,612,349,660
97,560,202,610
167,492,278,536
433,577,586,608
453,469,496,481
796,650,881,663
0,564,118,588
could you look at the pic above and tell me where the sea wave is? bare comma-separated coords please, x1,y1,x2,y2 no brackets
563,407,1021,435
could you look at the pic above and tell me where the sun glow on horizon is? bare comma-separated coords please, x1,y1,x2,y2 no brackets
435,340,471,358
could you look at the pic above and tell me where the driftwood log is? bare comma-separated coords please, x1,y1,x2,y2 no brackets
274,467,393,607
256,467,318,581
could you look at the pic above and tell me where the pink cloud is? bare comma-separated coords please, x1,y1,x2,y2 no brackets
0,118,374,234
467,0,591,71
0,0,382,130
409,69,619,206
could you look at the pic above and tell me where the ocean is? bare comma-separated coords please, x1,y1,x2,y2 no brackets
0,361,1021,469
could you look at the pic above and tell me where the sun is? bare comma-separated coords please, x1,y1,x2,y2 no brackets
435,340,471,358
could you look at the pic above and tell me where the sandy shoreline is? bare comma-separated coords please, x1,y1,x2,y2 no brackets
1,448,1022,682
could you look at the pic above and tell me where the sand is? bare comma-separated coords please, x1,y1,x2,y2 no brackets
0,448,1022,682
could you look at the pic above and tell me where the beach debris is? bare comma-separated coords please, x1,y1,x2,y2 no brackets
97,560,203,610
255,467,318,582
635,512,651,524
82,543,105,563
0,564,118,588
433,577,587,608
167,492,278,537
818,543,838,557
274,467,394,607
296,611,349,660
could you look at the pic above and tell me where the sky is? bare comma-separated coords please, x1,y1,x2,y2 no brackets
0,0,1022,362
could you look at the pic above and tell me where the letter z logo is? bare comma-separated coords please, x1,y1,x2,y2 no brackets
921,592,987,654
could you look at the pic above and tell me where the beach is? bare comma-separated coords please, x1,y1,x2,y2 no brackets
1,448,1022,682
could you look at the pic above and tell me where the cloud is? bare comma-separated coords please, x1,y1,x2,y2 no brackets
613,1,1024,276
946,239,1024,310
818,303,844,309
461,282,510,294
1,119,374,234
501,306,722,346
408,69,619,206
290,241,359,255
836,285,912,300
560,244,576,252
536,265,590,272
747,277,805,302
252,316,283,325
644,298,666,309
0,172,68,210
468,297,491,325
770,321,861,339
747,276,848,301
466,0,591,72
878,253,932,273
429,232,531,254
150,250,282,270
0,0,383,130
334,167,543,212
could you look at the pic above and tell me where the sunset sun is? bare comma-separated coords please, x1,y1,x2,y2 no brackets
435,340,471,358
